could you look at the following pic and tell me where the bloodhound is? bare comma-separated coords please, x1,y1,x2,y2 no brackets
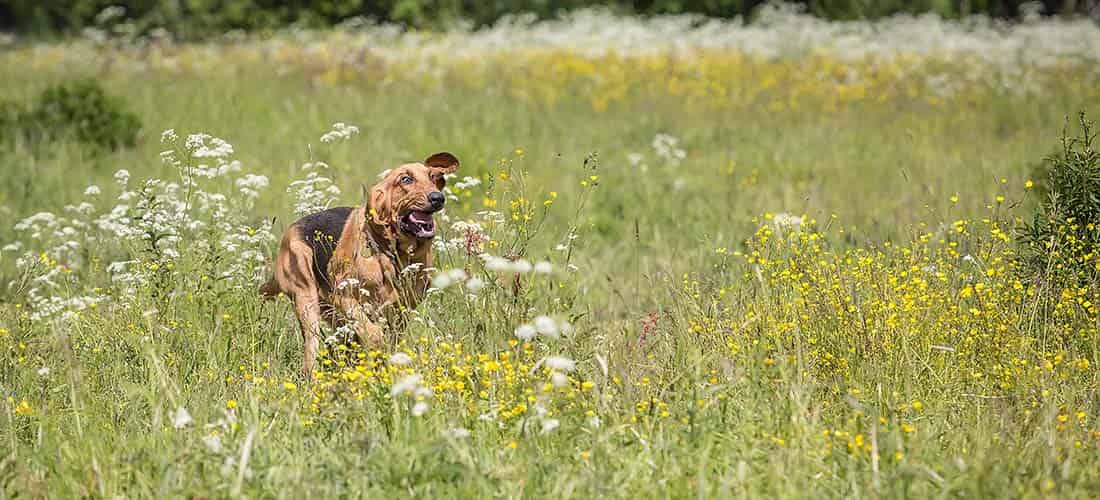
260,152,459,377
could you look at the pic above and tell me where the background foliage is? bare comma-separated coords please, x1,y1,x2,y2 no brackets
2,0,1098,37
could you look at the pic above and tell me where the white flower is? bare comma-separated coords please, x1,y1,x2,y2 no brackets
543,356,576,372
534,315,559,338
202,434,222,453
172,407,193,429
514,324,537,341
587,416,602,428
411,401,429,416
161,128,178,143
84,185,101,197
320,122,360,143
454,176,482,190
465,277,485,292
186,133,234,159
390,374,423,396
533,261,553,274
37,366,50,377
485,256,512,272
772,213,803,229
512,259,532,273
541,418,560,434
432,274,454,289
113,169,130,185
447,427,471,439
389,352,413,366
433,269,468,289
551,371,569,387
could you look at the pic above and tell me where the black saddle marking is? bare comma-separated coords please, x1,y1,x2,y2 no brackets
295,206,354,293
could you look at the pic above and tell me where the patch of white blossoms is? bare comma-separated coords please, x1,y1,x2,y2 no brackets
7,129,274,323
319,122,360,143
288,161,341,216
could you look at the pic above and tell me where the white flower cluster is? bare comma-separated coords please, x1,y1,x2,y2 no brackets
651,133,686,164
8,129,274,322
288,161,341,216
390,373,433,417
481,255,553,275
319,122,360,143
514,315,573,341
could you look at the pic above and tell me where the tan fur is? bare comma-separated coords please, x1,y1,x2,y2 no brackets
261,152,459,377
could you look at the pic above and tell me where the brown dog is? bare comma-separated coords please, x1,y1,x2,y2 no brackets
260,152,459,377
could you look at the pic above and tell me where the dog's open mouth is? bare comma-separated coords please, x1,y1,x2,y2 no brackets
399,210,436,239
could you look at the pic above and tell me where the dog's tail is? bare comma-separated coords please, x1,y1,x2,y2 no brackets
259,278,282,300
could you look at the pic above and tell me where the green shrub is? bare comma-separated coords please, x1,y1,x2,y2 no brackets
18,79,141,150
1020,112,1100,285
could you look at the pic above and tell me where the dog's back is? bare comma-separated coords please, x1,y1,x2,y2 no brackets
260,206,354,298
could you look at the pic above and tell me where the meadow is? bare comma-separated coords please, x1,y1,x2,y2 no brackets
2,6,1100,497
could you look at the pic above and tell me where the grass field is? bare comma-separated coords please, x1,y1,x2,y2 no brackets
3,8,1100,498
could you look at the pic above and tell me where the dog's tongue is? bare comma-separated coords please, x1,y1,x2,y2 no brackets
409,211,433,225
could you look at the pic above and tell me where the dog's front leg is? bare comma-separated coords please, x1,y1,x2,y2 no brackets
333,296,385,349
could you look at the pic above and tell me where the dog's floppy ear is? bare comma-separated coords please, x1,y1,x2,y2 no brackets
424,152,460,174
368,183,392,227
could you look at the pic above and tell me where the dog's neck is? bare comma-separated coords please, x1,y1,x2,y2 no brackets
361,212,433,273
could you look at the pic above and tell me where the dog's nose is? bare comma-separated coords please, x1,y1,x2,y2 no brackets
428,191,445,210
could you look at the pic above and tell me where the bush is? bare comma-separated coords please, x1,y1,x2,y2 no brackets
1020,112,1100,285
5,79,141,150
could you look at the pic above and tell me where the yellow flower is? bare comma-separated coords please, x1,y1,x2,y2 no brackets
226,399,238,409
1025,179,1034,189
911,400,923,411
284,382,298,391
14,399,33,416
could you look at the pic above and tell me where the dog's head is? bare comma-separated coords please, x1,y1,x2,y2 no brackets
368,152,459,242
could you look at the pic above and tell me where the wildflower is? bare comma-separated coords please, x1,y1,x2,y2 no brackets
84,185,101,197
14,399,33,416
412,402,429,417
390,374,423,396
37,366,49,377
203,435,223,453
283,382,297,391
541,418,561,434
432,269,468,289
319,122,360,143
544,355,576,372
465,277,486,292
447,427,470,439
551,371,569,387
389,352,413,366
534,315,559,338
485,256,512,272
172,407,193,429
515,324,537,341
226,400,238,409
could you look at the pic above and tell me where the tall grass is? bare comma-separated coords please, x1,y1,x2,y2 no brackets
2,11,1100,497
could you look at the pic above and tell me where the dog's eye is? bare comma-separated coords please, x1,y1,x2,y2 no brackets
401,175,414,185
